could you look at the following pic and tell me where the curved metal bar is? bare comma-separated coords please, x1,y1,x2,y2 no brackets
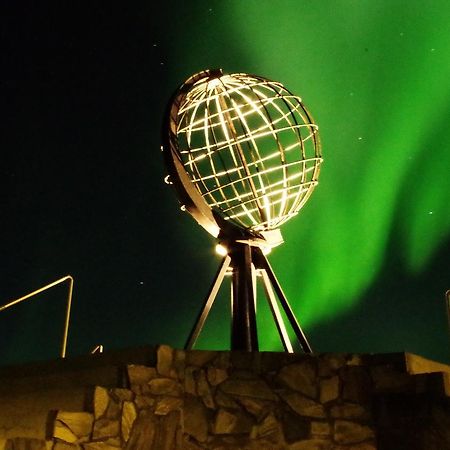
0,275,74,358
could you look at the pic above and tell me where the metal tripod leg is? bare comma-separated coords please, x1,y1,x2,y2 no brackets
257,251,312,353
185,255,231,350
261,269,294,353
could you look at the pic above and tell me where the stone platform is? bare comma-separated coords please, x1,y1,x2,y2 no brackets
1,346,450,450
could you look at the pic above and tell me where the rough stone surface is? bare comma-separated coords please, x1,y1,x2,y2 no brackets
213,409,253,434
54,412,94,443
207,367,228,386
147,378,182,396
125,410,157,450
287,439,331,450
310,421,331,437
92,419,120,440
52,443,79,450
84,443,119,450
154,396,182,415
111,388,134,403
156,345,174,378
280,392,326,418
94,387,110,419
330,403,369,420
196,369,215,409
7,348,450,450
318,354,347,377
127,365,158,386
341,367,372,404
183,397,209,443
219,378,277,401
121,401,137,442
5,438,47,450
134,394,155,410
334,420,375,444
319,376,340,404
277,361,317,398
252,413,283,443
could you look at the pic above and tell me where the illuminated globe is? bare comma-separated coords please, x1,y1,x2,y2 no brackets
165,69,322,238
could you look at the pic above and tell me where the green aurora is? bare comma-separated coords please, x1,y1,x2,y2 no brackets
167,0,450,359
1,1,449,365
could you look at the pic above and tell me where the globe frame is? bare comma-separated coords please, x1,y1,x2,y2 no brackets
164,69,322,247
162,69,322,353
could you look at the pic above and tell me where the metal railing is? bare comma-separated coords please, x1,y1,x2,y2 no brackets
0,275,74,358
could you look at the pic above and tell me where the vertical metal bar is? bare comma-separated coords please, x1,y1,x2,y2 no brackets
0,275,75,359
446,290,450,349
61,276,74,358
261,269,294,353
258,252,312,353
185,255,231,349
230,243,259,351
252,263,257,313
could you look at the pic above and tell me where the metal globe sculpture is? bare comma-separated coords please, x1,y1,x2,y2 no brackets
163,69,323,353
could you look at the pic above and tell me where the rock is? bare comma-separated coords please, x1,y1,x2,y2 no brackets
370,365,414,393
54,411,94,443
125,410,157,450
105,398,121,420
319,376,340,404
318,354,347,377
231,352,261,371
280,392,326,418
197,369,215,408
219,378,278,401
147,378,182,396
215,390,239,409
334,420,374,444
127,365,158,386
5,438,47,450
280,410,310,443
111,388,134,403
185,367,198,395
207,367,228,386
341,367,371,404
330,403,369,420
154,396,182,415
310,421,331,437
104,438,121,447
173,349,186,379
184,396,209,442
332,443,376,450
134,394,155,410
277,361,317,399
213,408,254,434
94,387,110,420
83,443,119,450
287,439,331,450
235,396,269,418
52,444,80,450
157,345,174,377
347,355,364,366
253,413,283,443
92,419,120,440
186,350,217,367
53,423,77,444
214,352,231,369
121,401,137,442
152,410,180,450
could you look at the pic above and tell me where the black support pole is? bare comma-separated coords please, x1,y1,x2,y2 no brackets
230,243,259,351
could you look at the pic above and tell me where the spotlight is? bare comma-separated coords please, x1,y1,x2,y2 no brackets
163,69,322,352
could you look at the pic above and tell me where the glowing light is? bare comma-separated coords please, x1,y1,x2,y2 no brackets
172,72,322,233
215,244,228,256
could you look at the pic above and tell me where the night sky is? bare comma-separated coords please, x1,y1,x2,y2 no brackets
1,1,449,366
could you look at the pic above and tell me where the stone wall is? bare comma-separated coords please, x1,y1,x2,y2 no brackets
2,347,450,450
